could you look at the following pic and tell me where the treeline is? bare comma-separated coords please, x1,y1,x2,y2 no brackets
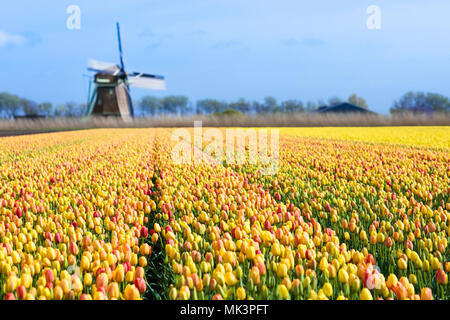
390,92,450,114
139,94,369,117
0,92,86,118
138,92,450,116
0,91,449,118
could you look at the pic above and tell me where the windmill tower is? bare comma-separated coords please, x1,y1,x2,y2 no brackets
86,23,166,119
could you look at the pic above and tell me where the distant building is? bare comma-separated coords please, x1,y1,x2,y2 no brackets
315,102,376,114
13,115,47,119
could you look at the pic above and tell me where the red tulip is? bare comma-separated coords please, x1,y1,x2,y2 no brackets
436,269,448,285
45,231,52,241
96,268,106,277
55,233,62,243
16,285,26,300
45,269,55,283
406,239,413,250
80,293,91,300
365,254,375,265
5,293,15,300
384,236,393,248
122,262,131,273
134,277,146,294
2,243,11,255
140,227,148,238
15,207,22,218
69,241,79,255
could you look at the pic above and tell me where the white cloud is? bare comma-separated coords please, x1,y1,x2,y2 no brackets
0,29,26,47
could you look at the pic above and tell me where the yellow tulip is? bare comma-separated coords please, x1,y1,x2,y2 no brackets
139,256,147,267
277,284,289,299
323,282,333,297
276,263,288,278
398,258,408,270
360,288,373,300
236,287,246,300
84,273,93,287
338,269,349,284
386,274,398,288
224,271,238,286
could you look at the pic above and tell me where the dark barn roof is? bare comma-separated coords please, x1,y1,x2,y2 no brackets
13,115,47,119
315,102,376,114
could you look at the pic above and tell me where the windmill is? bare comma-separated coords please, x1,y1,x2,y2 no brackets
86,22,166,119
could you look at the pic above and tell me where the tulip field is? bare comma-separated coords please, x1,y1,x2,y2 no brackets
0,126,448,300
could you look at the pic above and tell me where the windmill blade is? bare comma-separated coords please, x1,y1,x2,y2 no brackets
128,73,166,90
87,58,120,73
117,22,125,72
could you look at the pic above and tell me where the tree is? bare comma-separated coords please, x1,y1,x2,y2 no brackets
328,96,342,106
0,92,22,117
348,94,369,109
140,96,161,116
182,101,194,116
195,101,204,115
262,96,277,113
391,91,450,114
54,104,68,117
252,101,263,114
73,103,87,117
64,102,74,116
21,99,40,116
422,93,449,113
214,108,243,117
229,98,251,114
305,101,318,111
63,101,84,117
196,99,228,114
281,100,304,113
160,96,189,115
39,102,53,116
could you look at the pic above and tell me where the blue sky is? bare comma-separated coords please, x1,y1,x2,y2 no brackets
0,0,449,114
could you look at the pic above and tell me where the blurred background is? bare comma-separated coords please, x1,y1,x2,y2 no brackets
0,0,449,118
